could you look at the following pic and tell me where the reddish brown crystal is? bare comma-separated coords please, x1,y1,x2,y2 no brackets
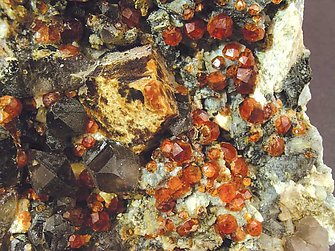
61,18,83,43
238,49,255,67
68,234,91,249
199,121,220,145
246,219,262,236
222,43,241,61
162,27,183,46
242,23,265,42
234,67,257,94
182,165,202,185
184,19,206,40
90,211,110,232
121,7,141,28
207,13,233,40
211,56,226,69
202,161,220,179
0,96,22,124
226,194,245,211
218,183,237,203
275,115,292,135
220,142,237,163
215,214,238,235
86,119,99,134
42,92,61,107
171,140,192,164
82,135,96,149
16,149,28,168
239,98,265,124
207,71,227,91
176,218,199,237
265,136,285,157
230,157,248,177
192,109,210,126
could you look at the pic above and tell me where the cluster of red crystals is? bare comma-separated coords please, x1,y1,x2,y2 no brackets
238,49,255,67
107,197,126,215
86,119,99,134
90,211,110,232
176,218,199,237
275,115,292,135
265,136,285,157
74,144,87,157
184,19,206,40
121,7,141,28
82,135,96,149
215,214,238,235
220,142,238,163
207,13,233,40
160,139,192,165
68,234,91,249
218,183,237,203
74,119,99,157
0,96,22,124
87,193,105,213
16,149,28,168
162,27,183,46
242,23,265,42
239,98,265,124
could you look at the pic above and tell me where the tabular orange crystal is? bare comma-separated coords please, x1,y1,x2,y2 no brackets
242,23,265,42
222,43,241,60
275,115,291,135
231,157,248,177
199,121,220,145
192,109,210,126
182,165,202,185
162,27,183,46
86,119,99,134
238,49,255,67
218,183,237,203
207,13,233,40
246,219,262,236
265,136,285,157
90,211,110,232
234,67,257,94
171,140,192,164
220,142,237,163
68,234,91,249
0,96,22,124
215,214,238,235
202,161,220,179
207,71,227,91
176,218,199,237
184,19,206,40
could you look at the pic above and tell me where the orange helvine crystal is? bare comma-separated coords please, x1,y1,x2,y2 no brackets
192,109,210,126
275,115,292,135
220,142,238,163
218,183,237,203
246,219,262,236
215,214,238,235
82,135,96,149
199,121,220,145
184,19,206,40
234,67,257,94
239,98,265,124
182,165,202,185
171,140,193,164
207,13,233,40
163,27,183,46
238,49,255,67
265,136,285,157
176,218,199,237
222,43,241,61
242,23,265,42
207,71,228,91
202,161,220,179
230,157,248,177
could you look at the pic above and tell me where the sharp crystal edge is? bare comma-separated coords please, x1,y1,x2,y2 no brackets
0,0,334,250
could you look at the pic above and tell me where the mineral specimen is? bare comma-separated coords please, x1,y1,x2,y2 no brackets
0,0,334,250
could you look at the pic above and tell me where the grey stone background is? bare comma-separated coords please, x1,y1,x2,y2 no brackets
304,0,335,250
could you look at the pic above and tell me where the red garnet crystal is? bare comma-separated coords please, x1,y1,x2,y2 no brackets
59,44,80,57
176,219,199,237
90,211,110,232
234,67,257,94
82,135,96,149
86,119,99,134
182,164,202,185
232,227,247,242
202,161,220,179
161,139,174,157
171,140,192,164
239,98,265,124
265,136,285,157
68,234,91,249
154,188,176,212
79,169,95,188
184,19,206,40
207,13,233,40
230,157,248,177
63,208,86,227
275,115,292,135
121,7,141,28
42,92,61,107
211,56,226,69
207,71,228,91
192,109,210,126
246,219,262,236
215,214,238,235
16,149,28,168
238,49,255,67
220,142,238,163
218,183,237,203
226,194,245,211
242,23,265,42
162,27,183,46
0,96,22,124
74,144,86,157
222,43,241,61
167,176,184,191
199,121,220,145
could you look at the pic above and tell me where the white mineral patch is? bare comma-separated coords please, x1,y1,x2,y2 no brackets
254,0,305,105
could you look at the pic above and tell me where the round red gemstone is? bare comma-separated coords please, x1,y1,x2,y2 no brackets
239,98,265,124
207,13,233,40
199,121,220,145
86,119,99,134
220,142,237,163
242,23,265,42
82,135,96,149
161,139,174,157
121,7,141,28
192,109,210,126
218,183,237,203
202,161,220,179
184,19,206,40
246,219,262,236
275,115,291,135
231,157,248,177
234,67,257,94
238,49,255,67
266,136,285,157
176,218,199,237
215,214,238,235
79,169,95,188
207,71,227,91
171,140,192,164
90,211,110,232
222,43,241,60
162,27,183,46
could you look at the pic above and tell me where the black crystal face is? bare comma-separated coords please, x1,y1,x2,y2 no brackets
28,150,77,198
84,141,140,193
